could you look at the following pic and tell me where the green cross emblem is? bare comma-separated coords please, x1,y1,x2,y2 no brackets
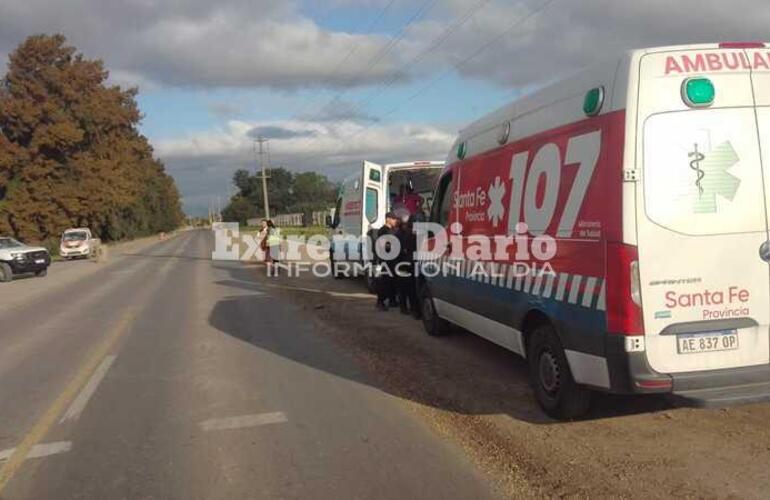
688,141,741,214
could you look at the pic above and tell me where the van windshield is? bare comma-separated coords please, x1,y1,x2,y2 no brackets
63,231,88,241
0,237,23,249
643,108,765,235
388,168,442,217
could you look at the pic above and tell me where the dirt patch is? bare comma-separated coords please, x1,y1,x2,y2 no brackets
254,264,770,499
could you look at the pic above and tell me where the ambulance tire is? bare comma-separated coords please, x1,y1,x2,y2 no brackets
420,285,450,337
527,324,591,420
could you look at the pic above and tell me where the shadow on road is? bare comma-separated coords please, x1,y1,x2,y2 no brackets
122,252,210,262
208,261,672,425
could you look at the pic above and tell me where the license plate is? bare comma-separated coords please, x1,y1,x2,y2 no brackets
35,259,45,264
677,330,739,354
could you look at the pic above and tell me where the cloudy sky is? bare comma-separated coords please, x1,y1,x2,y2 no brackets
1,0,768,214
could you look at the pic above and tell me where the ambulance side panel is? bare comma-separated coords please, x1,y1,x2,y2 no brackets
435,60,627,389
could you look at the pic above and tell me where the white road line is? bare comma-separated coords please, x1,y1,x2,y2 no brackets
60,355,117,423
0,441,72,462
199,412,288,432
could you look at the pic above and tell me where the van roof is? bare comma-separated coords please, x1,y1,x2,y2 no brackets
453,43,767,161
385,160,444,170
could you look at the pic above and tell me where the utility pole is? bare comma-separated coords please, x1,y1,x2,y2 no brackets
254,137,271,219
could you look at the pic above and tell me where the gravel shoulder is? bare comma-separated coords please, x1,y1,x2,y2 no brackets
248,258,770,500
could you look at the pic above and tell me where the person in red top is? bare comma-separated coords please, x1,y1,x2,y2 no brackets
394,183,423,215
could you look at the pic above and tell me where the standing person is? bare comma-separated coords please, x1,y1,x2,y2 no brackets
375,212,399,311
264,219,281,275
257,219,269,262
396,214,420,318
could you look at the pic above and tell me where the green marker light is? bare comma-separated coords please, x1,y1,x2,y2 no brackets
583,87,604,116
683,78,715,108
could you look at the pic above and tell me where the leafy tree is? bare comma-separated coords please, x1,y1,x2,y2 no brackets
233,169,255,198
0,34,183,242
222,167,337,224
293,172,337,210
221,195,257,226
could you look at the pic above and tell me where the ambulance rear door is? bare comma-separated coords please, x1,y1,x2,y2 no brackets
635,46,770,375
363,161,385,234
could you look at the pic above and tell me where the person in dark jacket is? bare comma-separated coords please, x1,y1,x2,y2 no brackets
375,212,399,311
395,213,421,318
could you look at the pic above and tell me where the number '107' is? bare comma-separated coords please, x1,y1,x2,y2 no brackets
507,130,601,237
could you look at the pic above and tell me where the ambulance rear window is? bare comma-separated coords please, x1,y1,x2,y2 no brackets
365,188,378,224
643,108,765,235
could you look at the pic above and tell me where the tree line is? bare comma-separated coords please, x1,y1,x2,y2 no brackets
223,167,337,225
0,34,183,243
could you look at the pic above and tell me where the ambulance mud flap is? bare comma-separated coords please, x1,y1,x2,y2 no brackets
604,335,673,394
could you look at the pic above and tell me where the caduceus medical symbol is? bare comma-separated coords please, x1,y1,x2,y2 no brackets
689,143,706,197
685,140,740,214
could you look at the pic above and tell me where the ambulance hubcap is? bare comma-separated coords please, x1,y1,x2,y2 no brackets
538,350,560,395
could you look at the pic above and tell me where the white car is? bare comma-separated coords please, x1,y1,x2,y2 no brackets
0,237,51,282
60,228,100,260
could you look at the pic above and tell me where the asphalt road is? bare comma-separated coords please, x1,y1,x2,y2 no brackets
0,230,498,500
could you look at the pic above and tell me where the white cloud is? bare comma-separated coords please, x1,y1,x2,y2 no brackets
4,0,770,216
156,118,453,165
404,0,770,87
154,117,454,214
0,0,401,90
2,0,769,91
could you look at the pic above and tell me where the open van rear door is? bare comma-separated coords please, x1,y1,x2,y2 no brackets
362,161,385,233
635,47,770,376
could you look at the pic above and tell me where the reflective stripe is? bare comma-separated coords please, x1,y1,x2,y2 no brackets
428,258,607,311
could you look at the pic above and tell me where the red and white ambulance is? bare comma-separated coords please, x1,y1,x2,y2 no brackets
419,43,770,419
329,159,444,284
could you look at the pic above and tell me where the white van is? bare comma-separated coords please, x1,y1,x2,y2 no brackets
329,160,444,285
419,43,770,419
60,228,100,260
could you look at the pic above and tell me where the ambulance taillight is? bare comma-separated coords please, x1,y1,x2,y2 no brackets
605,243,644,336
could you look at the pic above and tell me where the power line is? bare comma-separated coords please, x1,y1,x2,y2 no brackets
299,0,561,167
355,0,494,111
291,0,398,120
299,0,440,126
289,0,492,161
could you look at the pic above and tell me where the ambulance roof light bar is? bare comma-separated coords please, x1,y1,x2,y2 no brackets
719,42,766,49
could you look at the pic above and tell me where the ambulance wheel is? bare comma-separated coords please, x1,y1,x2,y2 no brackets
420,285,450,337
0,263,12,282
527,324,591,420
